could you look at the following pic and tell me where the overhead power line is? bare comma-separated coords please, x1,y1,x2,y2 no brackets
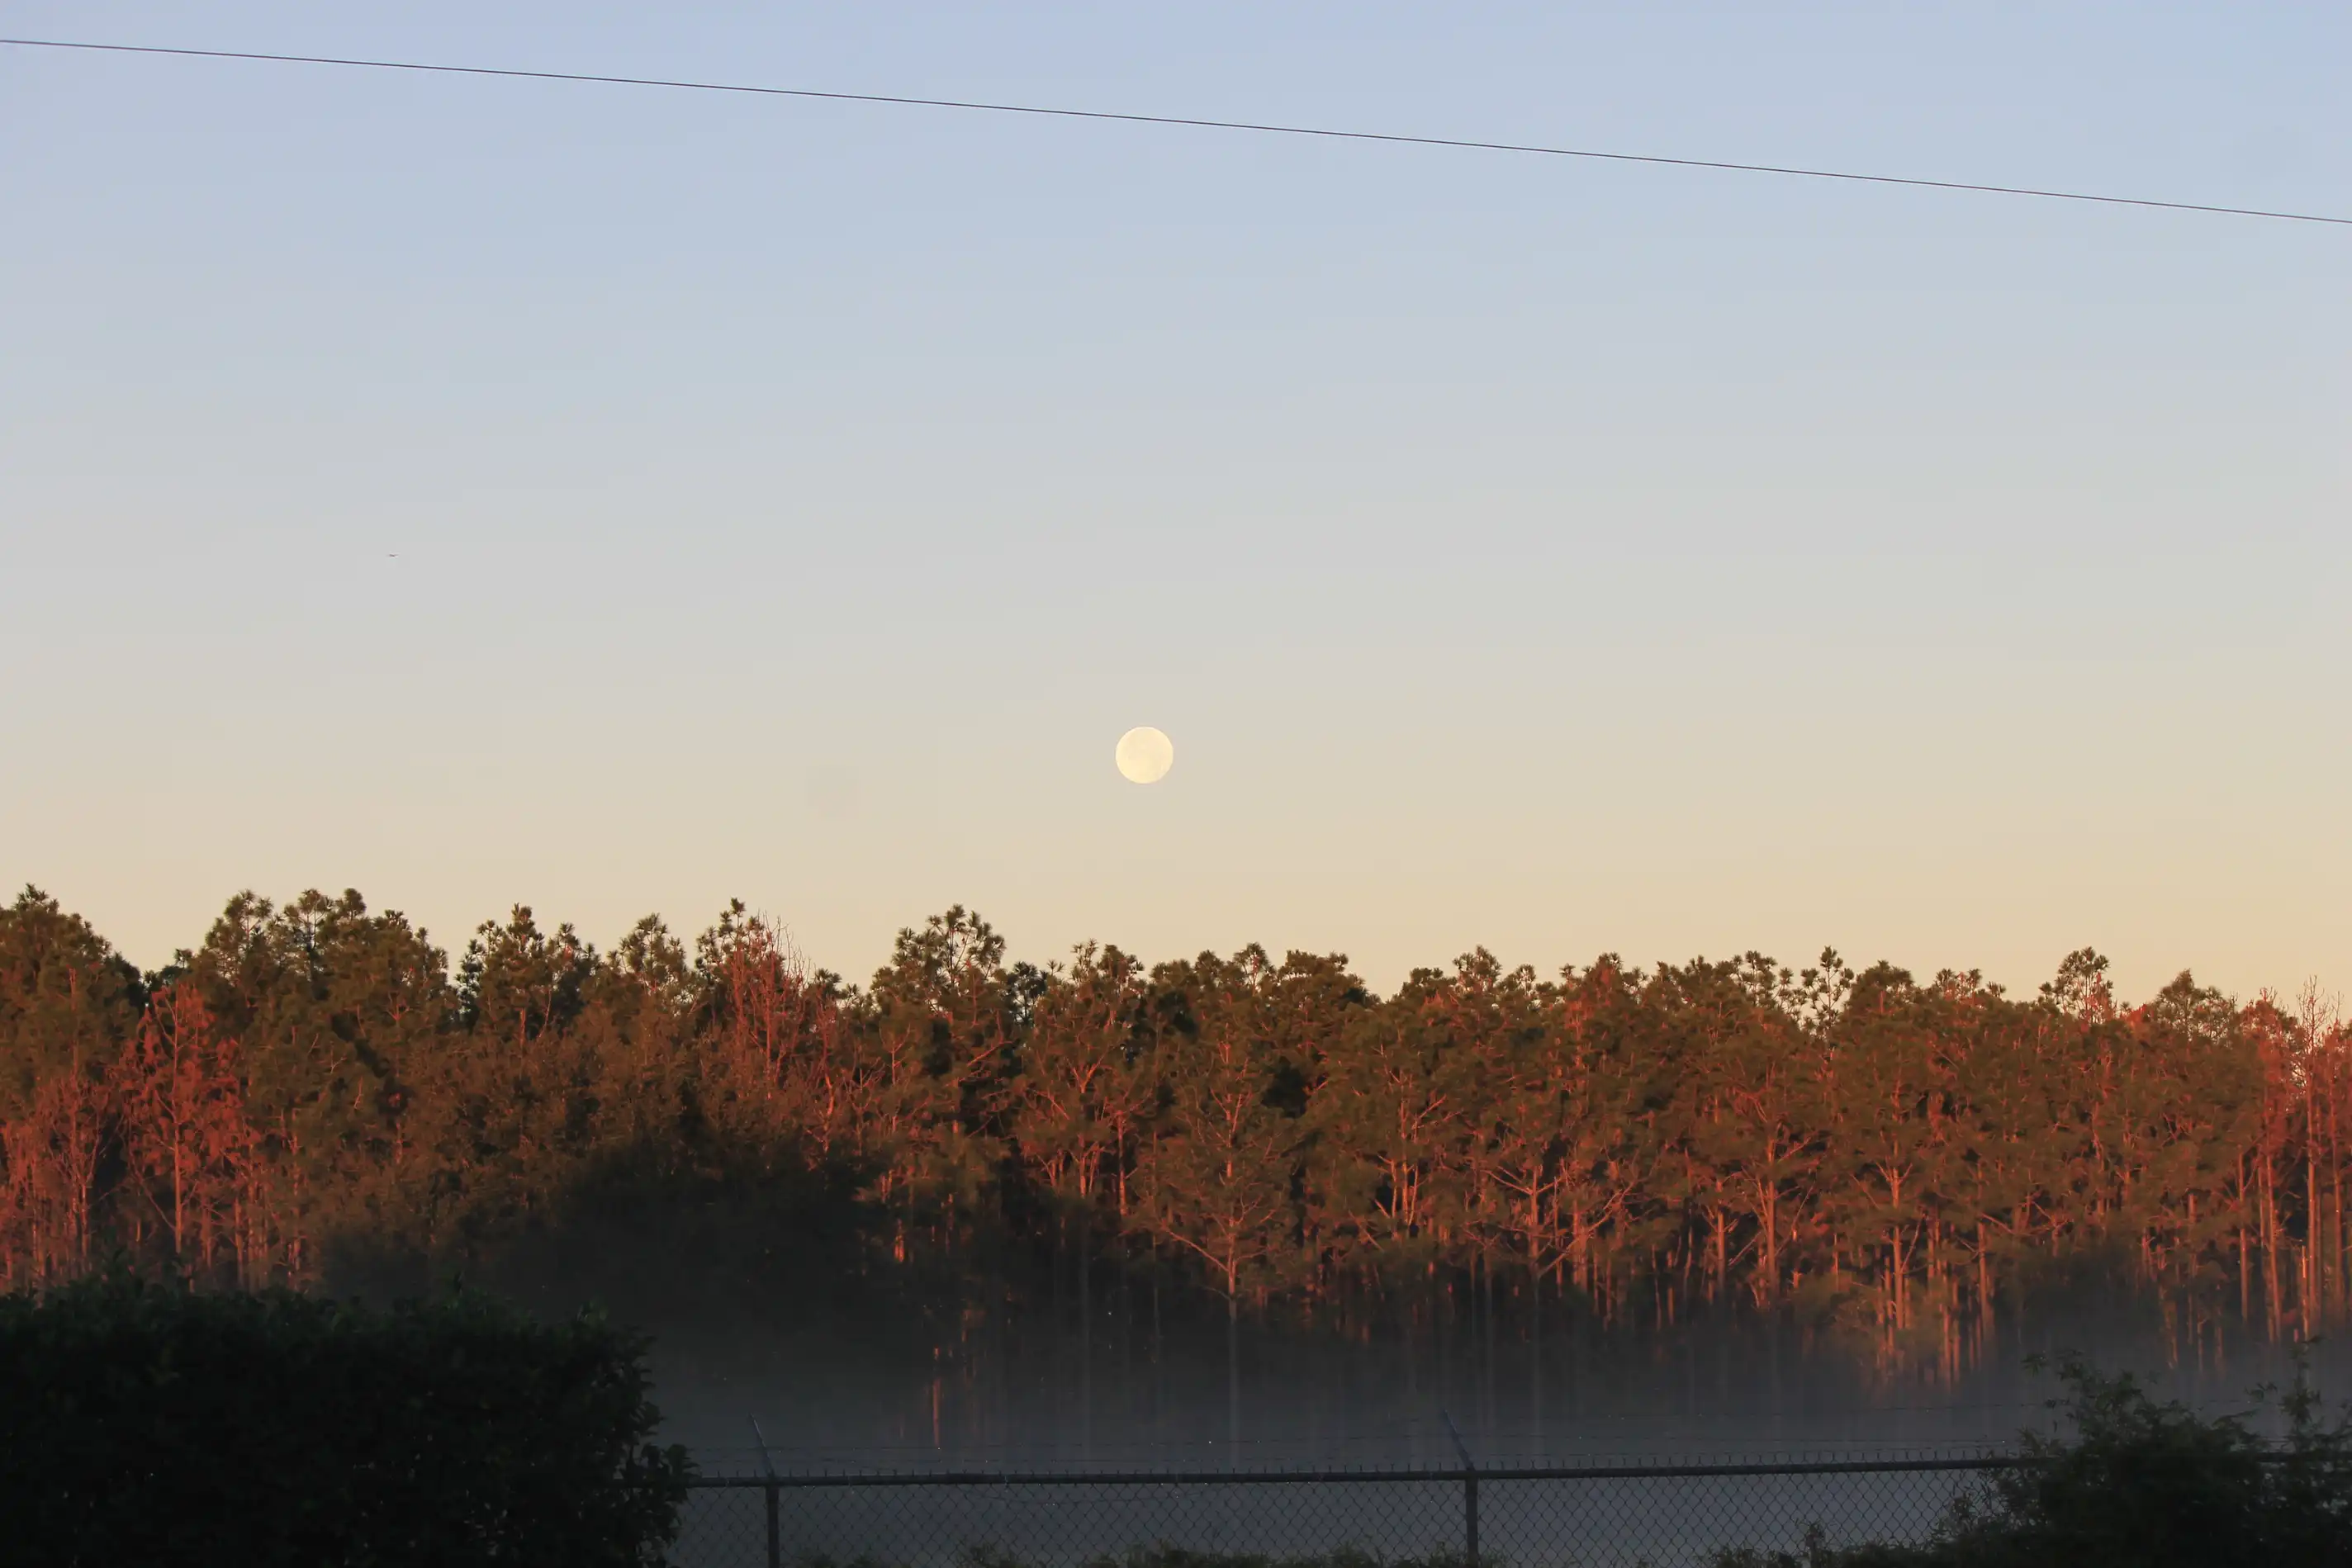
5,34,2348,230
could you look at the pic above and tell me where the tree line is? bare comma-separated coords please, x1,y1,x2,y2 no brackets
3,884,2348,1381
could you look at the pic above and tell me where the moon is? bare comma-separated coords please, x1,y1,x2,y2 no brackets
1115,727,1174,784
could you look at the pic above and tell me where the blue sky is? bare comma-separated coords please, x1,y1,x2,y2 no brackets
3,3,2346,1001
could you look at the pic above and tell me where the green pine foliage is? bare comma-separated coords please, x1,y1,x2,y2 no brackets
6,883,2352,1379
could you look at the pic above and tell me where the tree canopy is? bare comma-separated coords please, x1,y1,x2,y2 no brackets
4,885,2348,1380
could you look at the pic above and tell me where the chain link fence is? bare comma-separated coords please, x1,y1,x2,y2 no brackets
672,1453,2022,1568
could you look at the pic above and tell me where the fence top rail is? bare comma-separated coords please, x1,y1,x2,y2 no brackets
685,1454,2031,1489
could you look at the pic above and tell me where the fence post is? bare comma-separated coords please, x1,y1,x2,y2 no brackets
752,1417,781,1568
1441,1409,1477,1567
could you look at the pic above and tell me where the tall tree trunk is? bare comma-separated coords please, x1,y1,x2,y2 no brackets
2305,1097,2322,1330
1529,1248,1544,1450
2263,1153,2282,1340
1480,1251,1496,1445
1226,1288,1240,1461
1150,1263,1163,1439
1079,1206,1093,1461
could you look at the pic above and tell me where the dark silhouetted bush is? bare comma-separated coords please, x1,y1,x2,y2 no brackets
0,1267,690,1566
1713,1354,2352,1568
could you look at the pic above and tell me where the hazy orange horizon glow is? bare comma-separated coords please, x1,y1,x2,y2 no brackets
3,5,2345,1007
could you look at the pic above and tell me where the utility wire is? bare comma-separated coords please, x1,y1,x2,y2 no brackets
5,35,2348,230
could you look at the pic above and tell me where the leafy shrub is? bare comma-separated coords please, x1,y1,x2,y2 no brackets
1074,1552,1459,1568
1714,1353,2352,1568
0,1267,690,1567
796,1548,1467,1568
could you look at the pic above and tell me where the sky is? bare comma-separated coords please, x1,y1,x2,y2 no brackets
2,3,2346,1003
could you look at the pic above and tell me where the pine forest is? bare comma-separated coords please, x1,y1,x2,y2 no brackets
6,883,2350,1442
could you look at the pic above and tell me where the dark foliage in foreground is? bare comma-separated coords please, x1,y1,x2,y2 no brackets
0,1267,689,1568
796,1551,1470,1568
1712,1355,2352,1568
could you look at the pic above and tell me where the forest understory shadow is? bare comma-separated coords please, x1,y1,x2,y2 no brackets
336,1166,2352,1466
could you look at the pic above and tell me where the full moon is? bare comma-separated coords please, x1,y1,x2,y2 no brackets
1115,727,1174,784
